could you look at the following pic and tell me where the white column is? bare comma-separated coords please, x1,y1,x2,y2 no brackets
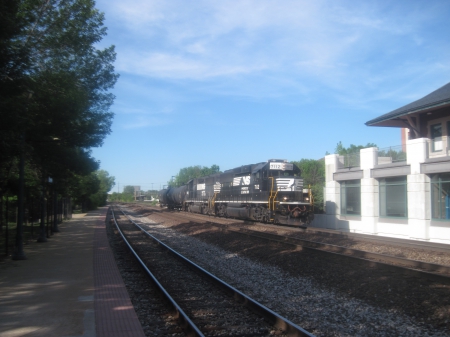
406,138,430,240
324,154,340,229
360,147,379,234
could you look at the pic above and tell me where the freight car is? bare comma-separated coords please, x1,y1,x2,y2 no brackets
158,159,314,227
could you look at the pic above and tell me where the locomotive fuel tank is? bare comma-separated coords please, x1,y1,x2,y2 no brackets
189,205,202,213
226,207,250,218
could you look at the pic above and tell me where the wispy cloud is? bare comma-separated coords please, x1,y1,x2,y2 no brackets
122,115,170,129
99,0,450,105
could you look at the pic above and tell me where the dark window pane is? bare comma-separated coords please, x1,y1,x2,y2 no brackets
431,174,450,220
430,123,442,152
431,173,450,219
341,180,361,215
379,177,407,218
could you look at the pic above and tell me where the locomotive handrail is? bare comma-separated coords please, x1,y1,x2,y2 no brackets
268,177,279,221
308,185,314,209
268,177,275,217
271,190,279,221
210,192,218,209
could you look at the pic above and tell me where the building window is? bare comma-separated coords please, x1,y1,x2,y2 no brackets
340,180,361,215
431,173,450,220
430,123,442,152
379,177,407,218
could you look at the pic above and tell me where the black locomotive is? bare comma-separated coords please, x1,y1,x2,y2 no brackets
158,159,314,227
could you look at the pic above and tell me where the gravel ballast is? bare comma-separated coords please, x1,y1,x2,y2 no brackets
117,207,450,337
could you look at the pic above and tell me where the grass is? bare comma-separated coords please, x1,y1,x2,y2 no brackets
0,220,54,257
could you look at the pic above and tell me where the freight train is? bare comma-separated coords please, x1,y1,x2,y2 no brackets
158,159,314,227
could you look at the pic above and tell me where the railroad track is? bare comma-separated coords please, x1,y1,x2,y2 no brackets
110,206,315,337
130,205,450,279
117,203,450,335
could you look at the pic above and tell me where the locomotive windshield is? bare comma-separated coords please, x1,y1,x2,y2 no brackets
269,170,297,177
267,161,300,177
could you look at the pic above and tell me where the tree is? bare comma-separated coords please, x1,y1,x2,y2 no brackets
170,165,221,187
89,170,115,207
334,141,377,155
70,171,100,212
0,1,118,251
123,185,136,195
291,159,325,213
1,0,117,181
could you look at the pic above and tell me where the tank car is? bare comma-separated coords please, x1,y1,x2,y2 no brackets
158,186,186,209
159,159,314,227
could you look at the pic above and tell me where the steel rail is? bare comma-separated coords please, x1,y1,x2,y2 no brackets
118,203,450,252
119,207,315,337
110,207,205,337
216,224,450,278
125,205,450,277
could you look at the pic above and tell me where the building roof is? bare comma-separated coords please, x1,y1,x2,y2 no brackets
366,81,450,126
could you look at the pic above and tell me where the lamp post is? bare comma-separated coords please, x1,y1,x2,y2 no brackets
52,186,59,233
37,175,48,242
12,91,34,259
12,133,26,260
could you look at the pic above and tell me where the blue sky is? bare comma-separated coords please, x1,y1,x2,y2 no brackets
91,0,450,192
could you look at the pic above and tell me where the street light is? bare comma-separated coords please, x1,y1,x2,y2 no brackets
12,91,33,260
51,178,59,233
37,176,52,243
12,133,26,260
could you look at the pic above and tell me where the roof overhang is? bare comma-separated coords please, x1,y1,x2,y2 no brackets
366,82,450,128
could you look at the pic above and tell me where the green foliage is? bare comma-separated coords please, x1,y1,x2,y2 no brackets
291,159,325,213
334,141,377,155
378,147,406,162
170,165,221,187
123,185,136,194
108,192,134,203
89,170,115,207
70,171,100,211
0,0,118,212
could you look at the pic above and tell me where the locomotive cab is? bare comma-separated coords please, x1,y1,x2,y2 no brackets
262,159,314,226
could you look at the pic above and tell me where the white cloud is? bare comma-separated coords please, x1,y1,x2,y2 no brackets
122,114,171,129
98,0,450,103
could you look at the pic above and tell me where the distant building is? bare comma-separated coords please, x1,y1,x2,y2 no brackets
312,82,450,243
133,186,145,201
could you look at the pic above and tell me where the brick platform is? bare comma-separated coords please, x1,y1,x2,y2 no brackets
0,207,145,337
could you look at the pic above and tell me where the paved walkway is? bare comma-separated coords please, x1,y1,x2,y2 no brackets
0,207,145,337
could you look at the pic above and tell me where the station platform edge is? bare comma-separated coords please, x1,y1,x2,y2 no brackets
0,206,145,337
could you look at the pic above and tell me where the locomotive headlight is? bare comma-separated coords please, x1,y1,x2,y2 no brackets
305,197,309,201
283,197,288,201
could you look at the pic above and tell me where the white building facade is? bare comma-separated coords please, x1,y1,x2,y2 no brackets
311,82,450,244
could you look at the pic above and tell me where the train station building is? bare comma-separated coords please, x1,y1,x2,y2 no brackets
312,82,450,244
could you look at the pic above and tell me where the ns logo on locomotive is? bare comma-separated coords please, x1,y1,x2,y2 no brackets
158,159,314,227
